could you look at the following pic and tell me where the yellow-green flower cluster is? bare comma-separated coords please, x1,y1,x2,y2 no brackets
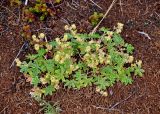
83,53,99,68
66,64,79,75
83,49,108,68
15,58,22,66
115,23,124,33
32,33,52,52
104,31,114,41
96,87,108,97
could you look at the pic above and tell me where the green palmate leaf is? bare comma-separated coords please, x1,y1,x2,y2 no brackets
20,61,29,73
43,85,55,96
37,48,47,56
31,75,40,86
78,33,89,39
99,27,109,33
112,33,124,46
73,71,93,89
27,54,38,60
64,79,76,88
45,60,55,73
125,43,134,54
134,65,144,77
89,33,101,39
94,76,110,90
120,75,133,85
49,41,57,47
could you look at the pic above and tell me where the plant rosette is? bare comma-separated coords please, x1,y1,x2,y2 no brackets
16,23,144,98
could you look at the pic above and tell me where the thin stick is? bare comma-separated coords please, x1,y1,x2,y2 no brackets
92,90,136,111
25,0,28,6
89,0,102,10
137,31,151,40
90,0,117,34
119,0,123,16
10,42,26,68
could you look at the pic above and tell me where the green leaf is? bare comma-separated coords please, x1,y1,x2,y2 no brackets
94,76,110,90
113,33,124,46
37,48,47,57
44,85,55,96
26,54,38,60
134,65,144,77
31,75,40,86
64,79,76,88
120,75,133,85
125,43,134,54
99,27,109,33
49,41,57,47
89,33,101,39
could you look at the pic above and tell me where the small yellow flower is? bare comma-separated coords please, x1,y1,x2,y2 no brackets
62,34,68,41
46,44,52,51
34,44,40,51
32,35,36,39
128,56,134,63
105,36,111,41
117,22,124,28
99,56,104,64
102,92,108,97
76,38,83,42
71,24,76,30
30,87,42,97
60,59,64,64
106,60,110,64
55,84,59,89
40,77,48,84
71,30,77,36
95,44,100,51
15,58,22,66
70,65,74,71
51,77,56,83
65,54,70,59
64,25,70,30
100,91,104,95
85,46,91,52
107,31,114,36
89,40,94,44
38,33,45,39
131,63,136,67
55,38,61,45
55,54,60,62
32,35,40,42
116,23,124,33
116,29,122,33
55,38,60,42
136,60,142,66
96,87,101,92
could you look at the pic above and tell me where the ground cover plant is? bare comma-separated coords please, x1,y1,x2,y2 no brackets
23,0,56,22
16,23,144,99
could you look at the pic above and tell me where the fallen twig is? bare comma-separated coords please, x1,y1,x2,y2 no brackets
92,90,136,112
0,105,9,113
89,0,102,10
10,41,29,68
90,0,118,34
138,31,151,40
25,0,28,6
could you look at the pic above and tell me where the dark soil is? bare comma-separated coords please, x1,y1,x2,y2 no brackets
0,0,160,114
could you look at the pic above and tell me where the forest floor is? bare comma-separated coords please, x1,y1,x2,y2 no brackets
0,0,160,114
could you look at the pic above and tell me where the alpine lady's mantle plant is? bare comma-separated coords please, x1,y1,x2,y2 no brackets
16,23,144,98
